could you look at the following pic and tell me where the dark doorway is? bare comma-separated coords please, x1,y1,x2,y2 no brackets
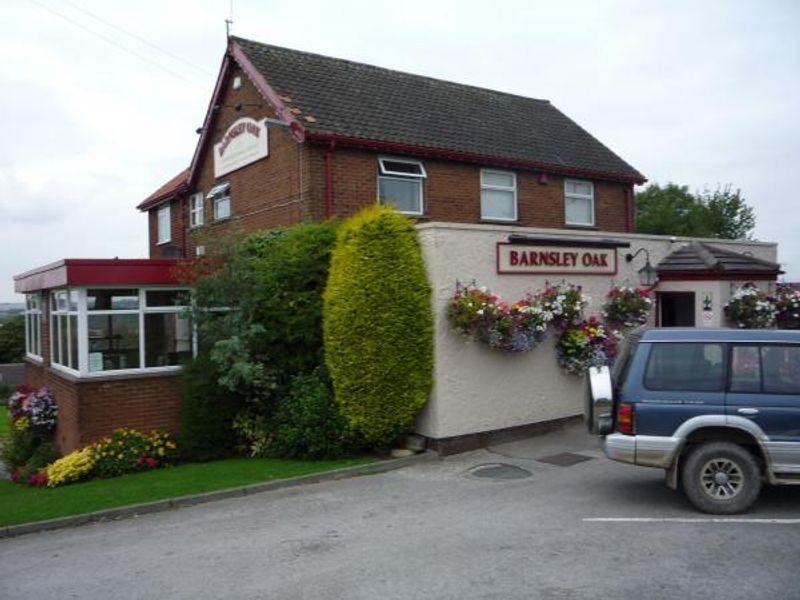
659,292,696,327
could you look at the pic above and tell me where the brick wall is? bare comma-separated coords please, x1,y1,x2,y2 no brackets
146,67,633,256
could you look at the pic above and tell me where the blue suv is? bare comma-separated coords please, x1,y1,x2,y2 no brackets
586,328,800,514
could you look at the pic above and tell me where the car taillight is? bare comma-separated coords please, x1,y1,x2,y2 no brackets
617,402,635,435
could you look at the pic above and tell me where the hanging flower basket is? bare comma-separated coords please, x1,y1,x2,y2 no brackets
556,317,620,375
775,285,800,330
602,286,652,329
535,283,589,329
724,286,777,329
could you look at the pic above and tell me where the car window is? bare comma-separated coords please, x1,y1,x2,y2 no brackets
761,345,800,395
644,343,726,392
730,346,761,393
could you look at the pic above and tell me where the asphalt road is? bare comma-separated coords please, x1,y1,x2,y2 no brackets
2,425,799,600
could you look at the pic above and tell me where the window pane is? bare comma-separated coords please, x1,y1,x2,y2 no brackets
146,290,190,307
730,346,761,393
566,180,592,196
69,290,79,311
88,314,140,371
51,316,60,363
379,178,421,214
481,189,515,220
380,160,423,176
69,315,78,370
482,171,514,188
87,289,139,311
55,291,68,312
215,197,231,220
33,316,40,356
645,343,726,391
566,197,593,225
145,313,192,367
761,346,800,394
59,315,69,366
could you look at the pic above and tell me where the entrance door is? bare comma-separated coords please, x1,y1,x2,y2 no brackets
659,292,696,327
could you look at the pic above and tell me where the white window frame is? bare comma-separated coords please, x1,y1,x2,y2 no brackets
377,157,426,216
50,289,79,374
24,293,42,361
189,192,204,228
564,179,595,227
157,204,171,244
480,169,517,222
47,286,193,379
208,182,231,221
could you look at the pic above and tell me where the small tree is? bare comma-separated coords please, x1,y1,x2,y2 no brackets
323,205,433,448
0,315,24,363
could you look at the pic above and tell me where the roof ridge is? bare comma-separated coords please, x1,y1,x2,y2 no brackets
230,36,552,105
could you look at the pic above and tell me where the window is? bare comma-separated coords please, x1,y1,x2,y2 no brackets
24,293,42,359
731,345,800,395
189,192,204,228
51,289,79,371
644,343,726,392
565,179,594,226
377,158,425,215
480,169,517,221
157,204,171,244
208,182,231,221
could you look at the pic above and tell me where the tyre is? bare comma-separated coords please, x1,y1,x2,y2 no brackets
681,442,762,514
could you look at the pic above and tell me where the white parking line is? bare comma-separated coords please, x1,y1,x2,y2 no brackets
584,517,800,524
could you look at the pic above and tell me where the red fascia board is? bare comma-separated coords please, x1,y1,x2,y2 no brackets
14,259,191,293
657,270,781,282
304,131,647,185
136,181,190,212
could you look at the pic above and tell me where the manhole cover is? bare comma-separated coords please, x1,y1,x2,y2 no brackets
536,452,593,467
466,463,532,480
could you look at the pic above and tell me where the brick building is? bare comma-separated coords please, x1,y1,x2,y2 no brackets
15,36,654,453
139,36,645,259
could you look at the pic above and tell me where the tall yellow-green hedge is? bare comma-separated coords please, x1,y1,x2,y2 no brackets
323,205,433,447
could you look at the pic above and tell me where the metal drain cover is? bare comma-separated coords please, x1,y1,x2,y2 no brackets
467,463,532,480
536,452,593,467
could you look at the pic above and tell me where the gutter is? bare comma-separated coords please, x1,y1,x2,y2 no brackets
304,131,647,185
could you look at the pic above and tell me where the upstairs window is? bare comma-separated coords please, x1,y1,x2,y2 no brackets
208,182,231,221
565,179,594,226
24,293,42,359
378,158,426,215
189,192,204,228
480,169,517,221
157,204,171,244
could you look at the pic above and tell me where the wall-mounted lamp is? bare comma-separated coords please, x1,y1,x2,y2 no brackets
625,247,658,287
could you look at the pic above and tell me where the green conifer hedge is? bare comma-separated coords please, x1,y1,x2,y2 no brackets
323,205,433,448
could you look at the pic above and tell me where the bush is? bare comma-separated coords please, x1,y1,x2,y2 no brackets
1,423,41,470
179,353,243,462
92,428,177,478
324,205,433,448
266,371,350,459
0,315,24,363
45,446,97,487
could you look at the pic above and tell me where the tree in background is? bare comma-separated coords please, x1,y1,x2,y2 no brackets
0,315,25,363
635,183,755,240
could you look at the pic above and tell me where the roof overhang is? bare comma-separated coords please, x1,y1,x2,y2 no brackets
657,270,781,282
14,259,190,293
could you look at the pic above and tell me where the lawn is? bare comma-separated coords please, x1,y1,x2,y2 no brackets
0,456,373,527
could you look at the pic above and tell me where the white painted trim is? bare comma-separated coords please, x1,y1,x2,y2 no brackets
378,156,427,178
189,192,204,228
157,204,171,244
377,175,424,216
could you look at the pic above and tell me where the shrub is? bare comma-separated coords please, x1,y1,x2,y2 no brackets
2,424,41,471
92,428,177,478
179,353,243,461
266,371,350,459
324,205,433,448
0,315,24,363
45,446,97,487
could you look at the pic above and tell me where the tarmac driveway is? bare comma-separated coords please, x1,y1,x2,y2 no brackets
1,424,798,600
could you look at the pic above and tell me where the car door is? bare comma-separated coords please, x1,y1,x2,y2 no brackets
726,344,800,473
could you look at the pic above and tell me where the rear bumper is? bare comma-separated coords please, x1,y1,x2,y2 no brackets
603,433,681,469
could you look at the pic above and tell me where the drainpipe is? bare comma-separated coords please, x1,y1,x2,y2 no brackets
324,140,336,219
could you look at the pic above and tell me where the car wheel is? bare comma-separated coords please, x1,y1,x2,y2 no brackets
681,442,762,515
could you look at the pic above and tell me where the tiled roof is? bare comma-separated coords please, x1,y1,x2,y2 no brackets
657,242,781,274
137,168,190,211
232,37,645,183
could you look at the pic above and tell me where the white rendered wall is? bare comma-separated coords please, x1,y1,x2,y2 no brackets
414,222,778,440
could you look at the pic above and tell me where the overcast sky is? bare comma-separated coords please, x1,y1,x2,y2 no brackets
1,0,799,302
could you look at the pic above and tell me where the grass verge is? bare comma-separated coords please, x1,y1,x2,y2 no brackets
0,456,373,527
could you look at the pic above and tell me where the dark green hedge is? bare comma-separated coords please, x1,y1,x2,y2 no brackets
323,205,433,448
